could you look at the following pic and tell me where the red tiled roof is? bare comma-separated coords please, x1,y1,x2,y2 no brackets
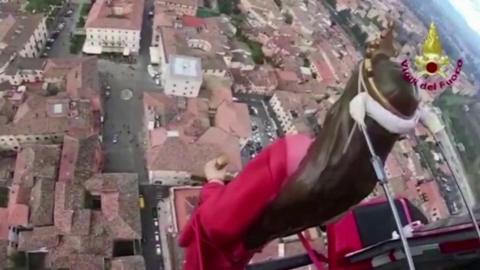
276,70,299,82
0,209,8,240
215,101,251,139
86,0,145,30
58,136,80,183
18,226,60,251
146,137,224,175
197,127,242,171
182,15,205,28
150,128,168,147
207,85,233,109
84,174,142,239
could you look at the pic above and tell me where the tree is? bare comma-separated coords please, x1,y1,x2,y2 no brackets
218,0,233,15
77,16,85,28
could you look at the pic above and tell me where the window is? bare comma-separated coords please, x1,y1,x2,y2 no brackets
85,192,102,210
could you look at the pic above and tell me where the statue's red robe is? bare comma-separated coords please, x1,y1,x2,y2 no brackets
179,134,313,270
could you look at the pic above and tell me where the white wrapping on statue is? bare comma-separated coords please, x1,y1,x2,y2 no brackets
349,92,422,134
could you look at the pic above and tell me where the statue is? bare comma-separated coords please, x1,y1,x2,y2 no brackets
244,22,421,249
179,22,433,270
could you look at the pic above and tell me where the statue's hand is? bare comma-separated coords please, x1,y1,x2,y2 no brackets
349,93,367,129
204,157,228,182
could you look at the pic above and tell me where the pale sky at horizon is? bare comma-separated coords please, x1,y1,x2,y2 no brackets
448,0,480,33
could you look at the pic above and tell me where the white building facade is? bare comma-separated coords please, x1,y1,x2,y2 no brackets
269,93,296,134
0,13,47,83
84,28,141,55
83,0,144,55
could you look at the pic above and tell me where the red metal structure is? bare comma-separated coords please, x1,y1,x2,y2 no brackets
247,197,480,270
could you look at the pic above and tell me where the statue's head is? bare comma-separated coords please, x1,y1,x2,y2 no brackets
362,21,420,118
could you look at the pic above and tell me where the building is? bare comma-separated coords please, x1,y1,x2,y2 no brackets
0,57,102,152
83,0,145,55
157,0,201,16
269,90,330,134
153,15,231,78
164,55,203,98
0,132,144,269
0,145,60,255
2,57,45,85
239,0,282,28
230,67,278,95
143,92,243,185
42,57,103,113
0,89,99,151
0,11,47,83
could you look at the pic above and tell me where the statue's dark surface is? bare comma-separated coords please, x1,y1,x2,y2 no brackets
244,24,421,249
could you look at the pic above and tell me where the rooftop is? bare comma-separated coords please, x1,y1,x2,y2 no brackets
170,186,201,232
0,11,44,65
146,137,227,176
170,54,202,79
0,93,97,137
85,0,145,30
43,57,101,106
215,101,251,139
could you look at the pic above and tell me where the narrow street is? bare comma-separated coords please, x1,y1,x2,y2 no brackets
97,0,166,269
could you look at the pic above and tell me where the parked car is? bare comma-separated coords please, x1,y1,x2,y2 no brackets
58,23,65,30
148,9,154,17
155,244,162,255
65,9,73,17
154,232,160,242
153,218,159,227
51,31,60,39
155,76,161,86
148,64,158,78
112,134,119,144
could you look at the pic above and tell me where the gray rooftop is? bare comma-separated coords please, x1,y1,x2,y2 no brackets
169,54,202,80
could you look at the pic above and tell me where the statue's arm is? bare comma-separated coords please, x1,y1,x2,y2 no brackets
196,136,290,247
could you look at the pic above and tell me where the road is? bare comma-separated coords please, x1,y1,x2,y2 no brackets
47,1,83,57
97,0,164,268
140,185,170,270
236,97,278,165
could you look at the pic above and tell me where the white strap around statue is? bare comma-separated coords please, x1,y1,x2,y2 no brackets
348,61,438,135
